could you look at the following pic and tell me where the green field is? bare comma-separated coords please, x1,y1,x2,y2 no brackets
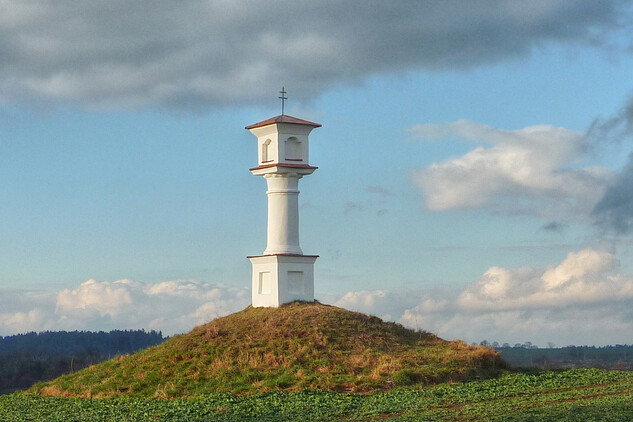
3,368,633,421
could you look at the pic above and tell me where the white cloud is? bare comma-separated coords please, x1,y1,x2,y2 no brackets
0,309,52,335
334,289,420,321
0,1,628,109
57,279,134,318
409,120,613,216
541,249,615,290
336,248,633,346
456,248,632,311
0,279,249,336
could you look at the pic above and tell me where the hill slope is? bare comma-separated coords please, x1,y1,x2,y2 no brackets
30,302,504,397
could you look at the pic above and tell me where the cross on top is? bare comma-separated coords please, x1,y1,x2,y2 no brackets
279,87,287,115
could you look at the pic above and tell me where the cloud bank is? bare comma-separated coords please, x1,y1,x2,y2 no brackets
409,120,612,216
0,279,249,336
3,248,633,346
337,248,633,346
0,1,628,108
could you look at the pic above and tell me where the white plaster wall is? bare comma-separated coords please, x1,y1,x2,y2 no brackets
250,255,317,307
279,134,308,165
249,255,280,307
250,123,314,167
276,255,316,305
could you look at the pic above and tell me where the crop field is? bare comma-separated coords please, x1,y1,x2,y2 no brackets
2,369,632,421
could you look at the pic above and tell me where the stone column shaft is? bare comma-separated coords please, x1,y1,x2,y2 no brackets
264,173,302,255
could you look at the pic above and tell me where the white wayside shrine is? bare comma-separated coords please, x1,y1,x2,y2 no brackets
246,114,320,307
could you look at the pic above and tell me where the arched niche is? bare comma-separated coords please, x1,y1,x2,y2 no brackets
284,137,302,161
261,138,273,163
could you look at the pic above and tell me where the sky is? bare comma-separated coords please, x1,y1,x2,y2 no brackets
1,1,633,346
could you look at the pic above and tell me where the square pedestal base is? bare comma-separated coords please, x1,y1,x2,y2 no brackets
248,254,317,307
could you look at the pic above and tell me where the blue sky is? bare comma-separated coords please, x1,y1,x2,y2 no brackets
1,1,633,346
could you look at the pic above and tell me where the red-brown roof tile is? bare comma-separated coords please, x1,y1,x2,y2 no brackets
245,115,322,130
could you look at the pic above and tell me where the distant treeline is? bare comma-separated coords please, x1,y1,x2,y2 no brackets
492,343,633,370
0,330,166,394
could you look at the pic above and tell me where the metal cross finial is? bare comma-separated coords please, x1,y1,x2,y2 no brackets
279,86,287,115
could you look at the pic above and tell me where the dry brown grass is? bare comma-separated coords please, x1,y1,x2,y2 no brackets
29,301,506,397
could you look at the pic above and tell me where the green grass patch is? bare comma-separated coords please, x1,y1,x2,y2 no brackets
4,369,633,421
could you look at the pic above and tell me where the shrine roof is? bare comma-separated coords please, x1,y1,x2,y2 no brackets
245,115,322,129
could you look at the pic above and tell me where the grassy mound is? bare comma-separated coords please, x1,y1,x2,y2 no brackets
29,302,504,398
